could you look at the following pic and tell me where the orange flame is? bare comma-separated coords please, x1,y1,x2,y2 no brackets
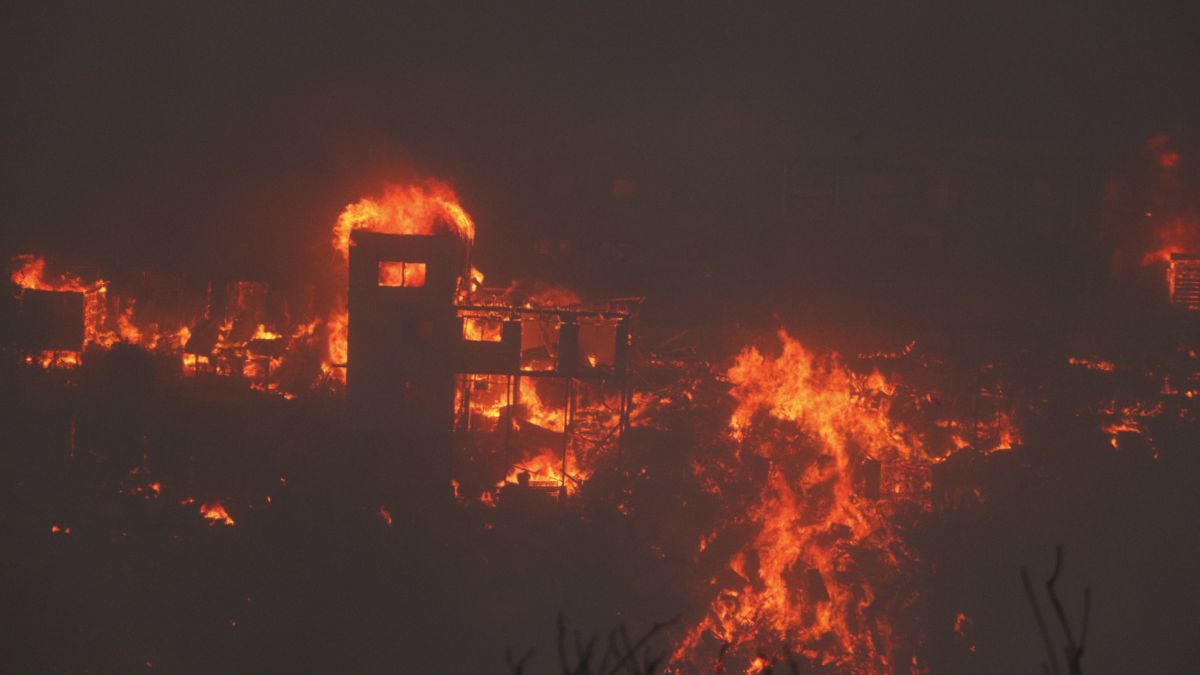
11,254,108,349
200,502,235,526
977,410,1021,454
517,384,565,432
251,324,282,341
1099,401,1162,450
10,254,98,294
463,316,504,342
323,181,476,384
377,505,394,527
331,181,474,261
676,330,982,672
502,447,591,496
1067,356,1116,372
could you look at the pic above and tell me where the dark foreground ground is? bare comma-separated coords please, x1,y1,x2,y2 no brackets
2,321,1199,674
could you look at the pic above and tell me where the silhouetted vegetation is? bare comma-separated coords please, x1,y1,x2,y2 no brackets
505,612,679,675
1022,546,1090,675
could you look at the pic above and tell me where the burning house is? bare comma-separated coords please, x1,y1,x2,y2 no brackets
4,179,639,513
346,222,635,502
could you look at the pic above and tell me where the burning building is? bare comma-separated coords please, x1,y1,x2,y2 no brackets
4,182,638,506
345,230,467,496
345,224,635,502
1168,252,1200,310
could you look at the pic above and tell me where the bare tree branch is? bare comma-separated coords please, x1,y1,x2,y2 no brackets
528,612,679,675
1024,546,1090,675
506,646,535,675
604,615,680,675
1022,566,1061,675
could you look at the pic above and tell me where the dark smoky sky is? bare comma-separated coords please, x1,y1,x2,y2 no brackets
2,1,1197,333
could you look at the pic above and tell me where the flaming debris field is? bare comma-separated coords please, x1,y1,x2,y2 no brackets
6,155,1200,673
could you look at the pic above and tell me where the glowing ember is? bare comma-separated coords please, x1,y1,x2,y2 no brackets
27,351,81,369
1099,401,1163,451
953,611,976,652
377,505,394,527
502,447,592,495
976,410,1021,454
199,502,235,526
125,468,163,499
251,324,281,340
952,612,970,637
1067,356,1116,372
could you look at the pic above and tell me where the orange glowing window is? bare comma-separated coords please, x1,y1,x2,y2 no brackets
378,261,426,288
462,316,503,342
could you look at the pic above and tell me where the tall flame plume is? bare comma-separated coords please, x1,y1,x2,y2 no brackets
676,330,953,673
